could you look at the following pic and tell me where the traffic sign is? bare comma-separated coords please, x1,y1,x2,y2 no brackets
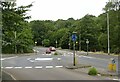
72,34,77,42
86,39,89,44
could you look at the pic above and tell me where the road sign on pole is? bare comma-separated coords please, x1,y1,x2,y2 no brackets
72,34,77,42
72,32,77,66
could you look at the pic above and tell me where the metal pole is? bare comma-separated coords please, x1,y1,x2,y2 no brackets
56,40,57,48
73,41,75,66
87,43,88,55
14,31,17,54
107,13,110,55
79,34,81,51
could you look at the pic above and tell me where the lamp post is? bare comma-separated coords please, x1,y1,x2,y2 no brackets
35,41,37,46
107,12,110,55
56,40,57,48
69,43,70,50
14,31,17,54
86,39,89,55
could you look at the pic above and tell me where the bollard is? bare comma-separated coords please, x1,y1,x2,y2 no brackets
113,64,116,71
108,58,116,71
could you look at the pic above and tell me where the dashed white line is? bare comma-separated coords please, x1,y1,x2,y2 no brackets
55,66,63,68
5,67,13,69
14,67,22,69
35,66,42,69
3,65,63,69
46,66,53,68
25,67,32,68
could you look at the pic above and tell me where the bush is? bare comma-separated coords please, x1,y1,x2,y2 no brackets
88,67,98,75
54,52,58,55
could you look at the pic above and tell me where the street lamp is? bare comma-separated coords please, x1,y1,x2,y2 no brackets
68,43,70,50
14,31,17,54
86,39,89,55
106,0,111,55
56,40,57,48
35,41,37,46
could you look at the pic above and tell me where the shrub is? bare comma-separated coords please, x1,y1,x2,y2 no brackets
54,52,58,55
88,67,98,75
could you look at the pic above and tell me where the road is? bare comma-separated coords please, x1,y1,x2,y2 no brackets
1,47,119,80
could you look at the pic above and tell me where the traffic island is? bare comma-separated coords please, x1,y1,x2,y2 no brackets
65,64,91,69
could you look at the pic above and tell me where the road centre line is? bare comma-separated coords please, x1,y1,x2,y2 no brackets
55,66,63,68
46,66,53,68
14,67,22,69
35,66,42,68
5,67,13,69
25,67,32,68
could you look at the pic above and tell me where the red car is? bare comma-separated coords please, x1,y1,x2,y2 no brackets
46,48,51,54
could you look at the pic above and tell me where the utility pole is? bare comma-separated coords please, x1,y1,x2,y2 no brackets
107,12,110,55
56,40,57,48
86,39,89,55
14,31,17,54
79,34,81,51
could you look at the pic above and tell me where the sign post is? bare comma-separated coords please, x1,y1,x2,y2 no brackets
86,39,89,55
72,32,77,66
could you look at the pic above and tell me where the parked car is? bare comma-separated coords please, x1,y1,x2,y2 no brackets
49,47,56,51
46,48,51,54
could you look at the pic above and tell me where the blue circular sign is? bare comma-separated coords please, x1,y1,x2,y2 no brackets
72,34,77,42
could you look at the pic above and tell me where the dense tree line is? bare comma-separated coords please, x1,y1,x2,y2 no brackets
30,2,120,54
1,1,119,54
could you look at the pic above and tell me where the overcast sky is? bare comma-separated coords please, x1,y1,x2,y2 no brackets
16,0,109,21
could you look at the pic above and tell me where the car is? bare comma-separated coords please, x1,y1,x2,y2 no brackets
49,47,56,51
46,48,51,54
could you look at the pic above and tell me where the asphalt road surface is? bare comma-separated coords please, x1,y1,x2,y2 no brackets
1,47,119,80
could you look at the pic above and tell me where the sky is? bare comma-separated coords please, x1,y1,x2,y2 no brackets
16,0,109,21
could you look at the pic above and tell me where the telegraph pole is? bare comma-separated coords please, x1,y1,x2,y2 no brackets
107,12,110,55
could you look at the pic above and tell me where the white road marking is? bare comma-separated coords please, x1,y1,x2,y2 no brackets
5,67,13,69
29,60,36,62
46,66,53,68
79,56,93,59
42,53,52,55
1,67,3,68
25,67,32,68
35,66,42,69
14,67,22,69
35,58,53,61
0,58,4,61
27,58,31,60
55,66,63,68
113,78,120,81
1,56,17,61
37,51,39,53
57,58,61,60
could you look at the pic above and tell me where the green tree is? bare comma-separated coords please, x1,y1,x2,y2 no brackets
1,1,33,53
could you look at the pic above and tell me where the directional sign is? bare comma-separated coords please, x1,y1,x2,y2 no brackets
72,34,77,42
